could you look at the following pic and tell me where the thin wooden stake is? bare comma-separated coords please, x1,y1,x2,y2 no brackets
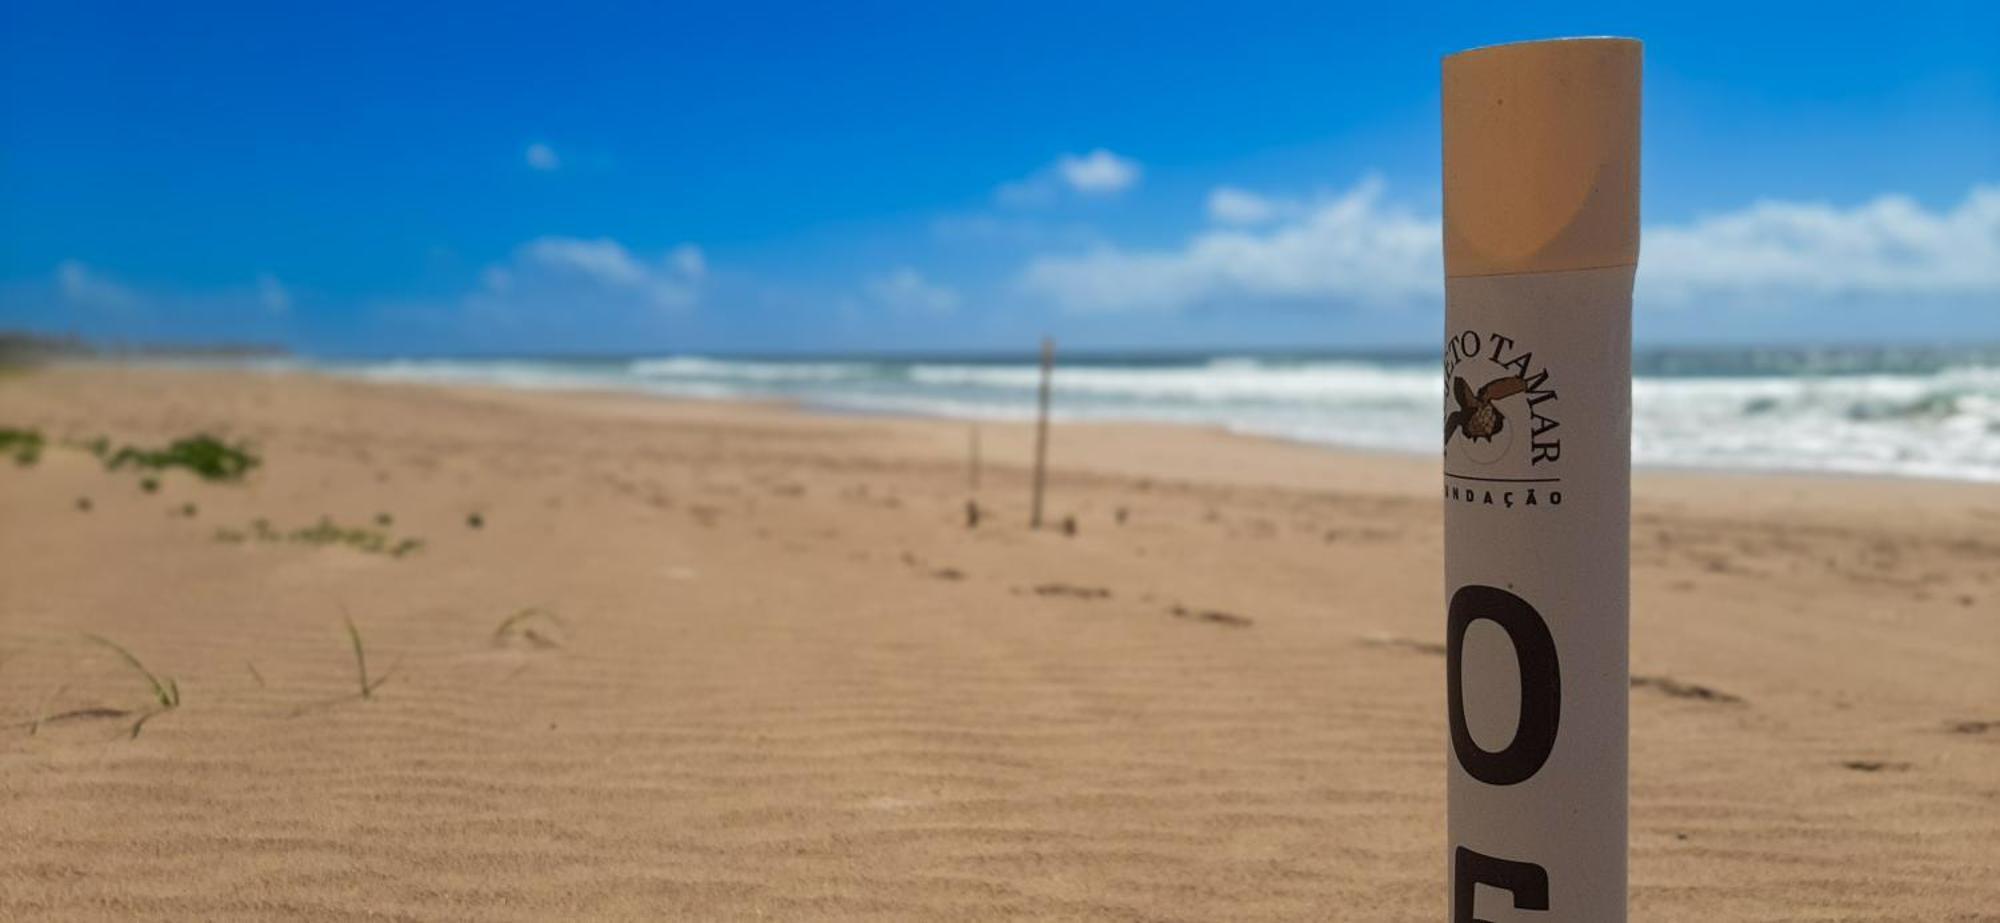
969,424,982,493
1030,337,1053,529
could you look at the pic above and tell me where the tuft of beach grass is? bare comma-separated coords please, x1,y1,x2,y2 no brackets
493,607,565,648
103,433,259,482
85,634,179,710
0,426,44,466
82,634,180,738
344,616,375,699
340,615,397,701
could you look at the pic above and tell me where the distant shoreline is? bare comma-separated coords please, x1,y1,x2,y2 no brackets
19,359,2000,489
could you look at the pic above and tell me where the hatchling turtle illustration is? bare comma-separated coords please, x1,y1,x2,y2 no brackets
1445,374,1530,444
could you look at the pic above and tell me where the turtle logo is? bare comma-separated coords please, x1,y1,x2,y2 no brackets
1445,374,1530,444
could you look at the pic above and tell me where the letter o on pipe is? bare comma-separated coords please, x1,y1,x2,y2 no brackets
1448,584,1561,786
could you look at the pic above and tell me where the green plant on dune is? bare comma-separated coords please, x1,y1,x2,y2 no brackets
73,435,110,459
287,517,424,557
492,607,565,648
84,634,179,709
104,433,259,482
83,633,180,738
343,616,393,700
282,614,399,717
0,426,44,466
292,517,389,552
215,516,423,558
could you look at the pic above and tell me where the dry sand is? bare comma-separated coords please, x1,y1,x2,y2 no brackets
2,364,1995,921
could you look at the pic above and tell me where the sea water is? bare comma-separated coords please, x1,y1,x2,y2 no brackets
328,345,2000,483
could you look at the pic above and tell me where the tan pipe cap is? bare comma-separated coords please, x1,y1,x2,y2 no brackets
1443,37,1641,277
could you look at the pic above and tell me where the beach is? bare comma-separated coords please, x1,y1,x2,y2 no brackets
2,363,1995,920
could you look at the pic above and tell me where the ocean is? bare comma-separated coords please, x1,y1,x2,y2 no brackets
326,345,2000,483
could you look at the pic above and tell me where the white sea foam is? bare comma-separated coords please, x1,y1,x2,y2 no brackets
337,350,2000,482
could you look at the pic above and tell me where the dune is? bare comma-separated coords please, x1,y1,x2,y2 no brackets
1,364,1994,920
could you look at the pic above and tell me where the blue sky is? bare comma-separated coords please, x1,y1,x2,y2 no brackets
3,1,1995,356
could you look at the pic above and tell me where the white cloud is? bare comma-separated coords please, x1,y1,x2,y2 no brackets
525,142,560,171
1020,176,1437,312
1019,177,2000,315
1205,186,1285,225
1639,185,2000,305
667,244,707,280
866,267,961,315
997,149,1143,206
522,237,650,286
1056,149,1141,195
471,236,706,317
256,273,291,315
45,262,294,336
56,260,143,310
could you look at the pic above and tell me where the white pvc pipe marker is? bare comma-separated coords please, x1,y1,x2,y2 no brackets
1441,38,1640,922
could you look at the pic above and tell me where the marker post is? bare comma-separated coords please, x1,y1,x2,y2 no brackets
1440,38,1640,922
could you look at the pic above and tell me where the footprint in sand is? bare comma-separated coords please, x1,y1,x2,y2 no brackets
1360,634,1447,656
1031,583,1112,600
1840,759,1912,773
896,551,966,581
1630,674,1744,705
1169,604,1253,627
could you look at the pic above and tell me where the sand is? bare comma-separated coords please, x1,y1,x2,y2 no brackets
1,364,1995,921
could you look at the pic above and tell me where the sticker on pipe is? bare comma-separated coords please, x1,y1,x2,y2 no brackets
1442,265,1632,923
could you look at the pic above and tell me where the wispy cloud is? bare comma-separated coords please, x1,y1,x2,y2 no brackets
1640,185,2000,305
467,236,707,327
56,260,144,311
1019,178,2000,314
1205,186,1288,225
997,149,1143,206
1020,176,1436,312
42,261,295,340
524,142,560,171
866,267,961,316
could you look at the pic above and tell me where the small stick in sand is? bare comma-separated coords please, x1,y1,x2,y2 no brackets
1030,337,1053,529
968,424,981,493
